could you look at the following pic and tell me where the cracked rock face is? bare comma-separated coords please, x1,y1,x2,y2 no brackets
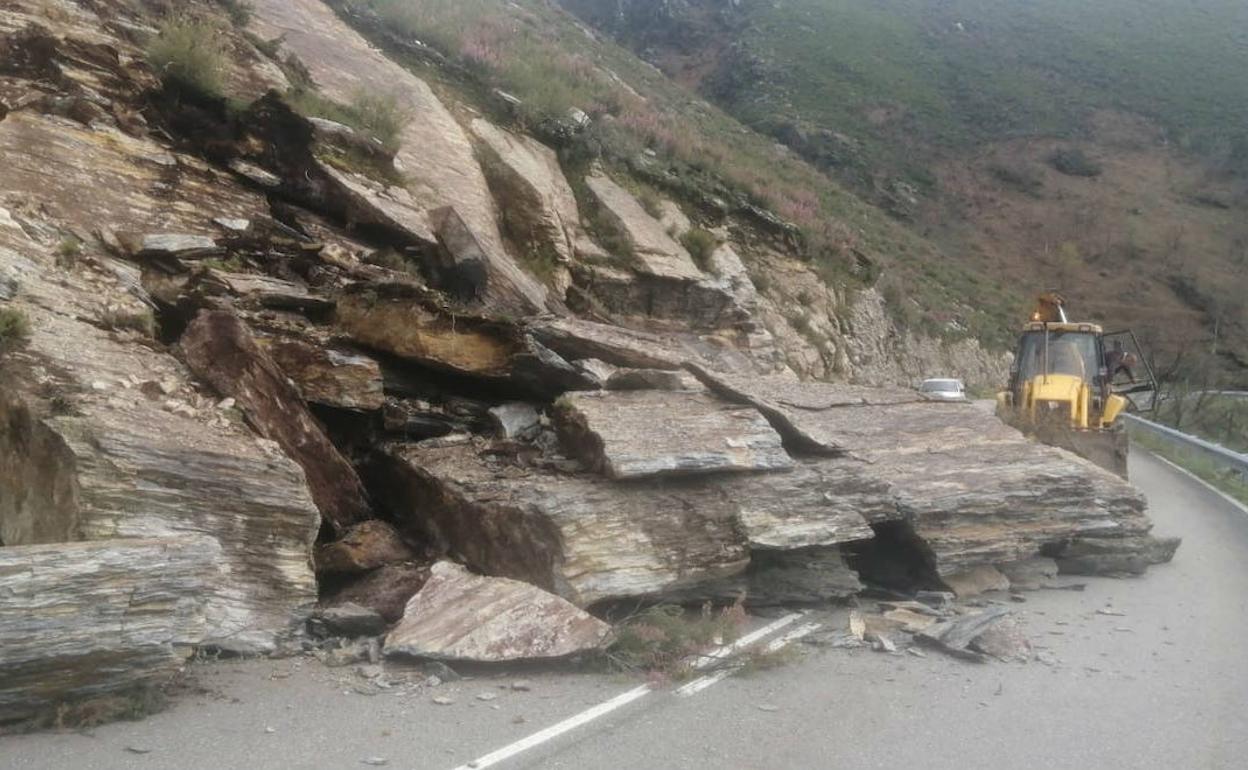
553,390,793,479
247,0,551,316
384,561,612,663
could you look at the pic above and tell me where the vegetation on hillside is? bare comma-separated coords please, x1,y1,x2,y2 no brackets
334,0,1022,347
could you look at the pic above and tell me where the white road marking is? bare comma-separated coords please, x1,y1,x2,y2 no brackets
675,621,822,698
447,612,804,770
1146,451,1248,516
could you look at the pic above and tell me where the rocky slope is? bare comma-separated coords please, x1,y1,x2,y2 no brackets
0,0,1171,728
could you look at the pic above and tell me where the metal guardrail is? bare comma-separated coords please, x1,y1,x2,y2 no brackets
1121,413,1248,484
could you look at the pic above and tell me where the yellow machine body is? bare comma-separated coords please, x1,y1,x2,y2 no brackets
996,295,1133,477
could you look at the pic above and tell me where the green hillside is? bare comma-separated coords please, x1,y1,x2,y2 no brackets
562,0,1248,382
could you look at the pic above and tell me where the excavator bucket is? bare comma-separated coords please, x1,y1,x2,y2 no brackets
1029,423,1129,479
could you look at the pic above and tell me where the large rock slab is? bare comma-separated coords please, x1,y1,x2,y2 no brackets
470,119,580,267
384,561,612,662
181,310,372,533
259,335,385,412
0,537,220,726
248,0,551,316
694,371,1174,577
374,440,751,605
585,171,702,281
553,390,792,479
374,439,877,605
336,283,592,394
0,225,319,652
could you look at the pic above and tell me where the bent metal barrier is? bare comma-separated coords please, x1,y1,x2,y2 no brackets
1122,413,1248,486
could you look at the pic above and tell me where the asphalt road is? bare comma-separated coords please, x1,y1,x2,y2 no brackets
3,450,1245,770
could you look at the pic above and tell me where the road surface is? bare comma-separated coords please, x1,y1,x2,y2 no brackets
3,450,1245,770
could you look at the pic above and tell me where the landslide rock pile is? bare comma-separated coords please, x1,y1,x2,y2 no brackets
0,0,1175,728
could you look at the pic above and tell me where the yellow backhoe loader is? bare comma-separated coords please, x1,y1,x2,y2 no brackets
996,292,1156,478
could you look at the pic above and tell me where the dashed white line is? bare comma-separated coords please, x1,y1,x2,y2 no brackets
447,612,805,770
675,621,822,698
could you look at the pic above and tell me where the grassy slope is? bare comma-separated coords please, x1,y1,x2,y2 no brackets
336,0,1024,348
737,0,1248,167
669,0,1248,378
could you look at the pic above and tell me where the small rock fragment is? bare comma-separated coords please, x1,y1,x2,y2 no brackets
125,746,153,755
510,680,532,691
432,695,455,706
476,692,498,702
1096,608,1126,617
362,758,389,767
756,704,779,712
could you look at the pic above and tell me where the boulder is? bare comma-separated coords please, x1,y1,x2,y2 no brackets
997,556,1059,591
384,562,612,662
336,282,523,380
259,335,385,412
325,563,432,624
569,262,742,331
0,537,220,725
942,565,1011,598
310,602,388,638
118,232,223,261
429,206,492,303
1052,534,1182,576
315,520,416,574
553,390,793,479
187,269,333,315
488,402,542,440
693,370,1173,577
336,284,591,394
180,310,372,533
374,440,751,606
247,0,551,316
1,231,319,652
585,171,702,281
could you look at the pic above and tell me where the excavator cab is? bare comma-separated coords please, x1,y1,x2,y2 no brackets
996,293,1151,478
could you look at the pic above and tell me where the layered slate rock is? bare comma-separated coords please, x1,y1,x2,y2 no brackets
375,441,751,606
690,366,924,454
259,335,385,412
384,561,612,662
693,371,1175,577
0,537,220,724
181,310,372,533
248,0,551,316
470,118,581,267
553,390,793,479
336,283,592,395
324,563,432,624
585,171,702,281
0,223,319,653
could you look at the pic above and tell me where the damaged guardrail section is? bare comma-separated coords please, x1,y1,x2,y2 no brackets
1122,414,1248,486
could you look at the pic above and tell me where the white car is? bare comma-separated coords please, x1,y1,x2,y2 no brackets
919,378,967,401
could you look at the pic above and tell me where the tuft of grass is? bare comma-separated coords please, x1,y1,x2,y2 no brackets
1048,147,1102,178
146,19,228,99
285,88,411,153
607,603,745,679
217,0,253,27
362,248,422,275
680,228,718,270
55,237,82,267
0,307,31,355
989,162,1044,196
100,307,156,338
